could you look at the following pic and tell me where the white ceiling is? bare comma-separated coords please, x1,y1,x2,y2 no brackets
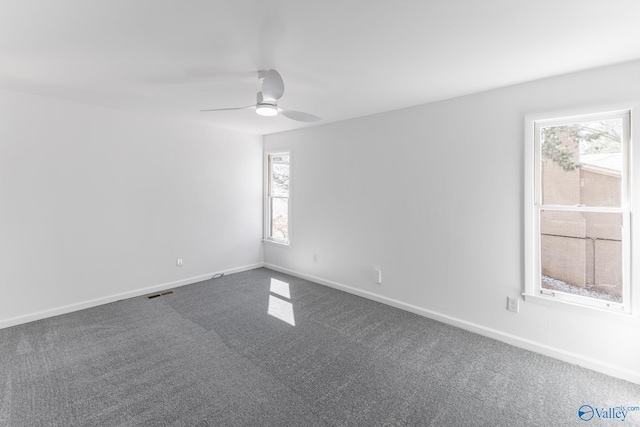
2,0,640,135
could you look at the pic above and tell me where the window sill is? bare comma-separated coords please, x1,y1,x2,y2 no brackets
262,239,291,248
522,293,638,324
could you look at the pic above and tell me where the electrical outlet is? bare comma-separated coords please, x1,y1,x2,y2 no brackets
507,297,519,313
374,269,382,284
176,257,183,266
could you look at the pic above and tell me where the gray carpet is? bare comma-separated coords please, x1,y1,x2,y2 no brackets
1,267,638,426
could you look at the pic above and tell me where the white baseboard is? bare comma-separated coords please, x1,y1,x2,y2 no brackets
263,263,640,385
0,262,264,330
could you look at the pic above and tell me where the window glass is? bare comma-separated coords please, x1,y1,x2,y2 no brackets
266,152,290,244
270,155,290,198
270,197,289,242
540,118,622,207
540,210,623,303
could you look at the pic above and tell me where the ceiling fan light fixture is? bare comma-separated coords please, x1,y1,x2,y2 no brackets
256,103,278,117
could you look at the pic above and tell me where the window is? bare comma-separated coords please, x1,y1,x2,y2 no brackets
525,110,632,312
265,151,290,245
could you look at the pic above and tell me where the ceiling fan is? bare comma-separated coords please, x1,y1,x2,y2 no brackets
200,69,321,122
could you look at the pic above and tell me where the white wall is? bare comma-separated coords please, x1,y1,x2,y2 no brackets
264,60,640,383
0,89,263,327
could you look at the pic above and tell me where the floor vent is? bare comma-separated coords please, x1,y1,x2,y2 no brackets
147,290,174,300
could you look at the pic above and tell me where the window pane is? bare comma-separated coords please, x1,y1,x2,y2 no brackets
270,197,288,242
540,119,622,207
270,155,290,197
540,210,622,303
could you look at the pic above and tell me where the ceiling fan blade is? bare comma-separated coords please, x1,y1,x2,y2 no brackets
200,105,255,112
279,108,322,122
261,69,284,101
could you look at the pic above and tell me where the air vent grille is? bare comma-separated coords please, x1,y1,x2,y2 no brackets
147,290,174,300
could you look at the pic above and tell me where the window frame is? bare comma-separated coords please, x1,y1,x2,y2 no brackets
264,149,292,247
524,105,638,316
